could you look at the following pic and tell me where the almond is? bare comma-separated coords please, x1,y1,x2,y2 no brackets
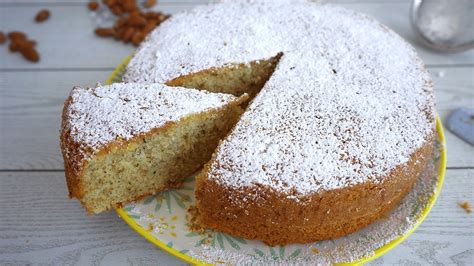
115,17,127,28
103,0,117,8
88,1,99,11
20,47,40,62
11,39,36,51
9,42,20,52
143,11,165,20
111,5,124,16
6,31,40,63
128,12,146,27
35,9,50,23
121,27,135,43
95,27,116,37
142,20,158,34
143,12,157,19
131,32,145,46
0,32,6,44
143,0,156,9
122,0,137,13
20,40,36,49
114,27,125,40
8,31,27,42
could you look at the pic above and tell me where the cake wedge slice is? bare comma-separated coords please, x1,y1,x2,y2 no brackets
60,82,248,214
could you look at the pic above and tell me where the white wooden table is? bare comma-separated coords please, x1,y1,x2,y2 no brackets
0,0,473,265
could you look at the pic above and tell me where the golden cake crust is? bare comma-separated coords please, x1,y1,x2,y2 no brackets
195,132,435,246
61,95,85,201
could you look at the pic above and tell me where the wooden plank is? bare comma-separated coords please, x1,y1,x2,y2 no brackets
0,67,473,170
0,171,183,265
369,169,474,265
0,71,110,170
0,2,473,70
431,67,474,169
0,169,471,265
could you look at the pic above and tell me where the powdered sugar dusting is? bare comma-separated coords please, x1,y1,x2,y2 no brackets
186,140,440,264
63,83,238,153
124,136,442,265
125,1,435,194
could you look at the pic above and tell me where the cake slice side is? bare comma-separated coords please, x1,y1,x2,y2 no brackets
60,83,248,214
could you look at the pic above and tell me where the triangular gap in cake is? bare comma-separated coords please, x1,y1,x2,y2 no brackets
165,52,283,99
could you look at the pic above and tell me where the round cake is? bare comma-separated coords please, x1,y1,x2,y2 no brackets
123,0,436,245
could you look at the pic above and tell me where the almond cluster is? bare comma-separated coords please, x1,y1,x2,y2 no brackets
91,0,169,46
0,31,40,62
0,8,49,63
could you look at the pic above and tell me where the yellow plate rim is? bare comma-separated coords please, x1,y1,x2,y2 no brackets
110,58,447,266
